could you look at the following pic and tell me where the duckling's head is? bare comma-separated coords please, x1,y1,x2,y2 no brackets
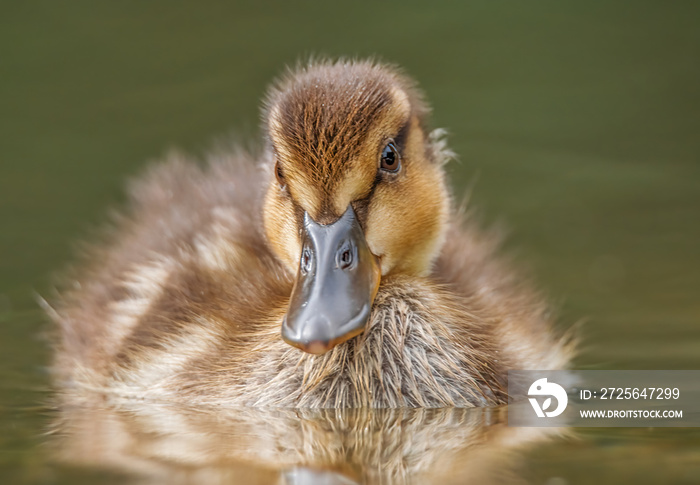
262,60,450,354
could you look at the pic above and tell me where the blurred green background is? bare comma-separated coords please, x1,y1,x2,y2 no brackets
1,1,699,483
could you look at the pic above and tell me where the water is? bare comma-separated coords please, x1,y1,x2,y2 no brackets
1,1,699,483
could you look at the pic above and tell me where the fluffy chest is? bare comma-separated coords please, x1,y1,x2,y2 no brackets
238,284,504,408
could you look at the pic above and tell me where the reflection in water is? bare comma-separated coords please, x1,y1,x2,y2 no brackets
50,393,562,484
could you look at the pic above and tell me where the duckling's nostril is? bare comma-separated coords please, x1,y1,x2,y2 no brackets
337,244,355,270
340,250,352,267
300,249,312,274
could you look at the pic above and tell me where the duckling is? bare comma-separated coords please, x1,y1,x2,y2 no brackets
49,59,570,408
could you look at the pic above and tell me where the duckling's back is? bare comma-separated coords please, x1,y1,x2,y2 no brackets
49,150,288,392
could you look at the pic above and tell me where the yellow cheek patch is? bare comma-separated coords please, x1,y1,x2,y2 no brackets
263,185,302,273
364,158,449,277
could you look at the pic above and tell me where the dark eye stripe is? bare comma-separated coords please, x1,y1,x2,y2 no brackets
275,160,286,187
393,118,411,153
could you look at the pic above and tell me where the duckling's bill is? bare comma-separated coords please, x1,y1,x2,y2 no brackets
282,206,381,354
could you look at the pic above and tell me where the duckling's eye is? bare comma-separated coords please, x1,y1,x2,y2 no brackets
275,161,286,187
380,141,401,172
